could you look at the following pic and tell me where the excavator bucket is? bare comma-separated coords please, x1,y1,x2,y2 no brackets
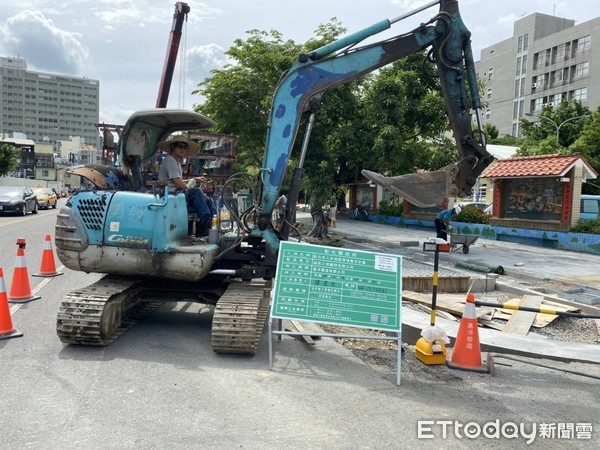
362,165,459,208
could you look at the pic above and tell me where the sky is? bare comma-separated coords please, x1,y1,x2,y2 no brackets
1,0,599,127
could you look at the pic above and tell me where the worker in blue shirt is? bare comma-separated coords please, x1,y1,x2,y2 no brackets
435,205,461,241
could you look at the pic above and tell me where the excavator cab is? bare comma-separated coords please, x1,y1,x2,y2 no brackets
56,109,222,282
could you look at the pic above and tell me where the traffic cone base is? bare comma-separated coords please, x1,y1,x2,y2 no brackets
446,293,489,374
8,294,41,304
0,328,24,340
0,268,24,340
447,354,489,373
33,234,63,277
33,272,63,278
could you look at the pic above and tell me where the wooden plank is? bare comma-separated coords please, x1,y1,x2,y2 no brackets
415,304,458,322
478,319,505,331
502,295,543,336
285,320,315,345
501,297,580,328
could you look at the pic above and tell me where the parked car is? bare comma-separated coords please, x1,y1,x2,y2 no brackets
0,186,38,216
33,187,58,209
580,195,600,220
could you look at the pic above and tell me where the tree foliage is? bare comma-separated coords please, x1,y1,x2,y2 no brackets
570,110,600,194
193,29,302,172
0,142,19,176
518,101,592,155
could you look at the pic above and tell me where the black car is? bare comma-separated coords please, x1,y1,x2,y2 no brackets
0,186,39,216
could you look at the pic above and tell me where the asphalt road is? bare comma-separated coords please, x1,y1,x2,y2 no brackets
315,212,600,291
0,203,598,449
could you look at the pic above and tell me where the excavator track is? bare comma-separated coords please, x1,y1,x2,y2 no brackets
211,280,272,355
57,275,162,346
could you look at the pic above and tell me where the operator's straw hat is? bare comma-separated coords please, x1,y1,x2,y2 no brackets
158,135,200,157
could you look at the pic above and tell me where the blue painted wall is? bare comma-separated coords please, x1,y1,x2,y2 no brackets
370,214,600,255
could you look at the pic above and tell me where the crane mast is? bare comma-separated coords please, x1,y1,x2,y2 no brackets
156,2,190,108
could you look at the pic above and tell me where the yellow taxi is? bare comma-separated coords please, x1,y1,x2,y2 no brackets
33,187,58,209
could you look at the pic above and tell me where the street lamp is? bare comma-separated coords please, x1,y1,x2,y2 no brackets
525,112,591,144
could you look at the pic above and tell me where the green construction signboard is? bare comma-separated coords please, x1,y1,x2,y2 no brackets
271,241,402,331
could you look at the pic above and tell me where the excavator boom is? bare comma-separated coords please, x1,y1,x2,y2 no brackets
258,0,492,233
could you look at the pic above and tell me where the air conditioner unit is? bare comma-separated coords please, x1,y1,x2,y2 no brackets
532,82,537,88
549,102,554,107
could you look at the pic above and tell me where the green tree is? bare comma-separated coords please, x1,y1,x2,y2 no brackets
482,123,499,141
570,109,600,193
0,142,19,175
519,101,592,155
360,55,449,176
193,29,302,173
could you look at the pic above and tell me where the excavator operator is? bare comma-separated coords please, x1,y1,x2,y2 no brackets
158,136,212,237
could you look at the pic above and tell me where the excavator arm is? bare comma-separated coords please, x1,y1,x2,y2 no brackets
254,0,492,261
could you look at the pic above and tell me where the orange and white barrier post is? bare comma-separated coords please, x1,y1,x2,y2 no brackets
0,267,24,340
33,234,63,277
8,238,41,303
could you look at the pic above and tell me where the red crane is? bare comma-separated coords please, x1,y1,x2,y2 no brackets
156,2,190,108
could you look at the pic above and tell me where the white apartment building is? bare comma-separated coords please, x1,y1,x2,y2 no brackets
0,56,100,149
475,13,600,137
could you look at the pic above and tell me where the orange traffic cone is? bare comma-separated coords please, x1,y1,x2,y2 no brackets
446,293,489,373
33,234,63,277
8,238,41,304
0,267,23,340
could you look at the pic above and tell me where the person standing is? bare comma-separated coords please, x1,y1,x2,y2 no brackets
158,136,211,237
434,205,461,241
275,191,288,232
329,205,337,227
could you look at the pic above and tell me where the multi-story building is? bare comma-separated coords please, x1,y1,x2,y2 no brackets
475,13,600,137
0,56,100,149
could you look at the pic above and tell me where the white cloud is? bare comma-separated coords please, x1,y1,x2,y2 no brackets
0,10,89,75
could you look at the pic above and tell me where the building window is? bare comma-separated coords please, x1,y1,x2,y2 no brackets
537,73,546,88
520,77,526,96
519,99,524,118
487,88,492,100
516,57,522,75
574,61,589,78
556,43,566,62
553,68,566,84
514,79,520,97
523,33,529,51
521,54,527,74
575,35,591,53
517,36,523,53
512,123,518,137
533,97,544,111
572,88,587,102
513,101,519,120
42,169,49,177
488,68,493,80
485,109,491,121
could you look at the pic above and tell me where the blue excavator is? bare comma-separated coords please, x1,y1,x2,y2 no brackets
54,0,492,354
